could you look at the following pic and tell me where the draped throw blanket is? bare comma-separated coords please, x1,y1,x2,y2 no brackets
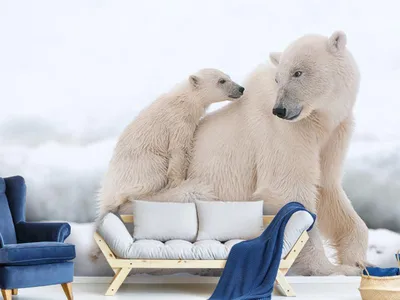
209,202,316,300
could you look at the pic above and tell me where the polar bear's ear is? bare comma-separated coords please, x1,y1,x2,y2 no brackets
189,75,200,88
328,31,347,53
269,52,281,66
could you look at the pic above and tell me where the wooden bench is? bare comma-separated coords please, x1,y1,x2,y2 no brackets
94,215,309,296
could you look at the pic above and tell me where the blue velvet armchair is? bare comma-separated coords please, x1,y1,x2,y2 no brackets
0,176,76,300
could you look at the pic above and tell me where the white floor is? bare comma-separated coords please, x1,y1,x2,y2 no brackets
7,277,363,300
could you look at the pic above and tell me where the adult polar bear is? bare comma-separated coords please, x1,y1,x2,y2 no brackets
141,31,368,275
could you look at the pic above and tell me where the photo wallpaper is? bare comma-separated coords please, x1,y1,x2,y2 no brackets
1,0,399,276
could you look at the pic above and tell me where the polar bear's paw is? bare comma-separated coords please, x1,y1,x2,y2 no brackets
330,264,362,276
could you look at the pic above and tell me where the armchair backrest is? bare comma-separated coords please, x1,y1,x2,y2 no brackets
0,176,27,246
0,178,17,245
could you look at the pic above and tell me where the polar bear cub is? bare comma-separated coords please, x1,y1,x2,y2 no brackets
96,68,244,223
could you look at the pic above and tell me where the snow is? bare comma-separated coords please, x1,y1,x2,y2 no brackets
345,142,400,232
65,222,113,277
368,229,400,268
1,1,399,270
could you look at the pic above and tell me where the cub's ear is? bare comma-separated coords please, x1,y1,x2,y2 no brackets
189,75,200,88
269,52,281,66
328,31,347,53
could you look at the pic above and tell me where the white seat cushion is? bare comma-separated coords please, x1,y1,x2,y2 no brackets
98,211,314,260
120,239,243,260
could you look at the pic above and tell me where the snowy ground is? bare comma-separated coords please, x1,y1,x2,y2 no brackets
1,1,399,272
2,137,400,231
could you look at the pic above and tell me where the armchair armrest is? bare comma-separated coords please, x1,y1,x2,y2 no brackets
15,221,71,243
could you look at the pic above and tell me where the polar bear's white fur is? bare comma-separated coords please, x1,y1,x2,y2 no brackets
95,69,244,225
142,32,368,276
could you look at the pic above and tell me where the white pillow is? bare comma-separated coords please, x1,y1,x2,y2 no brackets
196,200,264,242
132,200,198,242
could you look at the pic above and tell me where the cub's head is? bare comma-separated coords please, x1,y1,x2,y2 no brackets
188,68,244,105
269,31,359,122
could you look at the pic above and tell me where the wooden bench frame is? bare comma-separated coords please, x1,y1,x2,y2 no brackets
94,215,309,297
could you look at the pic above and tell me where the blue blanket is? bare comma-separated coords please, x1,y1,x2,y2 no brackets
209,202,316,300
363,267,400,277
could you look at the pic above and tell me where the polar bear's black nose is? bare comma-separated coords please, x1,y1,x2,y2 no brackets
239,86,245,94
272,107,287,118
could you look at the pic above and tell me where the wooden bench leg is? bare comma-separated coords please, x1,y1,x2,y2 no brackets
105,267,131,296
1,290,12,300
61,282,73,300
275,270,296,297
11,290,17,296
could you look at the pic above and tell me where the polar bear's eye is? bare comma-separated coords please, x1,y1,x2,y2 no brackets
275,78,278,83
219,79,226,84
293,71,303,78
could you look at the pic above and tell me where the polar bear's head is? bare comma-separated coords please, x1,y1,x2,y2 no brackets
269,31,359,122
188,68,245,105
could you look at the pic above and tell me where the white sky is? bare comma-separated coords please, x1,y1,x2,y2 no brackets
1,0,399,142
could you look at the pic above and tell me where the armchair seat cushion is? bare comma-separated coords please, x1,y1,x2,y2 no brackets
0,242,75,266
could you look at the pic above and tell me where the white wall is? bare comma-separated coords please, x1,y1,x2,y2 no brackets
0,0,399,229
